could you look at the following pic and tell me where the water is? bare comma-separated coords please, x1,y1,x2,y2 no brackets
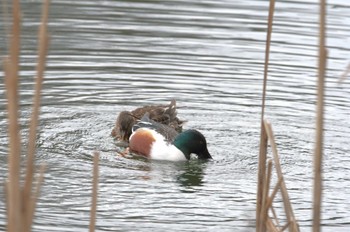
1,0,350,231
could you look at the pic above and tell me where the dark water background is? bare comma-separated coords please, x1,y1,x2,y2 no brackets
0,0,350,231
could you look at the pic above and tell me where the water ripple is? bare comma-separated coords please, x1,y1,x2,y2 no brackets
1,0,350,231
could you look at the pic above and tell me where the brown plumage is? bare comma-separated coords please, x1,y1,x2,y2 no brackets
111,100,185,142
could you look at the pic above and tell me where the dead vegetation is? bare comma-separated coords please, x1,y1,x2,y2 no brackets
2,0,328,231
256,0,326,231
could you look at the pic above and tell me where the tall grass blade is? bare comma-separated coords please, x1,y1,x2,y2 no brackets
23,0,50,217
4,0,22,230
89,152,99,232
257,0,275,230
313,0,327,231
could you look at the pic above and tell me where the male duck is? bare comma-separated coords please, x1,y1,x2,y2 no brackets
111,100,185,142
128,113,212,161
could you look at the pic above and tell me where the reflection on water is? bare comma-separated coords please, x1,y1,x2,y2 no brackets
176,160,206,191
1,0,350,231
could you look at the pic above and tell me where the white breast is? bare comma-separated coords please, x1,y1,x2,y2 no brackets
148,130,187,161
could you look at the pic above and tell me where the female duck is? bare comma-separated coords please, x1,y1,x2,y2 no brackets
111,100,185,142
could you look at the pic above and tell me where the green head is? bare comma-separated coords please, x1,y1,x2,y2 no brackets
173,129,212,160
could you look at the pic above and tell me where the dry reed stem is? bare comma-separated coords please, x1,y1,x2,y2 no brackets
4,0,22,230
23,0,50,217
259,160,273,232
257,123,268,231
270,206,280,228
4,181,9,231
266,218,279,232
24,164,46,232
3,0,49,231
257,0,275,230
290,221,299,232
261,0,275,121
313,0,327,231
265,159,273,203
263,119,299,232
89,152,99,232
281,221,291,232
266,177,282,210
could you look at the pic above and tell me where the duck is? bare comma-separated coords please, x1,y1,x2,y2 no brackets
111,100,185,143
128,113,212,161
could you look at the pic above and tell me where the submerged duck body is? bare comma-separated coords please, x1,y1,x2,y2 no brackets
111,100,185,142
129,113,212,161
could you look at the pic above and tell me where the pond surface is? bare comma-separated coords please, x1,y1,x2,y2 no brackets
1,0,350,231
